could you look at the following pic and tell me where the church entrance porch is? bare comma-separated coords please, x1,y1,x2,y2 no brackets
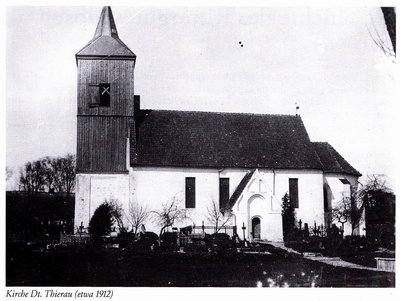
229,170,284,242
243,193,283,242
247,195,268,241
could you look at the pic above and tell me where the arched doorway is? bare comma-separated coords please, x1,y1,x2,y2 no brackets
252,217,261,239
248,195,267,240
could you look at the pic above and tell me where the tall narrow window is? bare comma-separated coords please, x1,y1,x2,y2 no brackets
289,178,299,208
219,178,230,209
99,83,110,106
185,177,195,208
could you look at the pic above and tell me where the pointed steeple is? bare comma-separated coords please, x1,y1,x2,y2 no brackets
93,6,118,39
76,6,135,59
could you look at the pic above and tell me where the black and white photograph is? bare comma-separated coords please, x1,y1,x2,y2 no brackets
4,1,397,292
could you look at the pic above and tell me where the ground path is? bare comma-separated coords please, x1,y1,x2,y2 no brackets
266,241,381,272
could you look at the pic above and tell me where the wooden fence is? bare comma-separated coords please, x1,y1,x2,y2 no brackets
60,233,91,246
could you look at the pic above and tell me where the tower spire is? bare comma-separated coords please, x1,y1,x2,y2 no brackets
93,6,118,39
76,6,135,58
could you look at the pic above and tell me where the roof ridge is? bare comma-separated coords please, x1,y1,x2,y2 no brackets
146,109,299,118
133,110,327,171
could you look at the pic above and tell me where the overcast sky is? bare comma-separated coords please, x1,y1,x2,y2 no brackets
6,6,397,189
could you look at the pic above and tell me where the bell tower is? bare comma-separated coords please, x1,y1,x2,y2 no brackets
76,6,136,173
74,7,136,232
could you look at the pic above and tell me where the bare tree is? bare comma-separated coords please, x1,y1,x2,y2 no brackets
206,199,233,233
19,159,48,196
152,196,188,238
18,154,76,197
368,8,396,58
360,174,392,195
349,189,365,235
108,198,125,232
358,174,394,239
332,175,392,236
50,154,76,198
42,156,55,191
126,200,150,237
332,192,365,236
332,196,352,233
351,174,391,224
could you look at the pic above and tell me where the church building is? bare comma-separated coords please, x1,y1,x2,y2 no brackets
74,7,363,241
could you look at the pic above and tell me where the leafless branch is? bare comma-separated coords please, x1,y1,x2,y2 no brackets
332,195,351,228
126,200,150,236
107,198,125,231
205,199,233,233
367,26,395,58
152,195,188,236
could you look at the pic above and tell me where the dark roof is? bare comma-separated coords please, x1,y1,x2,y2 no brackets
312,142,361,177
130,110,324,170
226,170,255,209
76,6,135,58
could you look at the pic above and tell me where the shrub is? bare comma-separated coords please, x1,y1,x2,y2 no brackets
89,202,114,244
282,193,295,242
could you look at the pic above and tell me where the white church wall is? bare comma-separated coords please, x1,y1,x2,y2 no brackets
129,167,251,233
74,173,130,233
274,170,325,229
74,167,354,241
129,167,325,242
74,174,91,232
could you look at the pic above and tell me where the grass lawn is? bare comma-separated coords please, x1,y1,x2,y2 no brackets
6,244,394,287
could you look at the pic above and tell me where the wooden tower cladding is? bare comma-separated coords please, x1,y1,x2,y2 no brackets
76,7,136,173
